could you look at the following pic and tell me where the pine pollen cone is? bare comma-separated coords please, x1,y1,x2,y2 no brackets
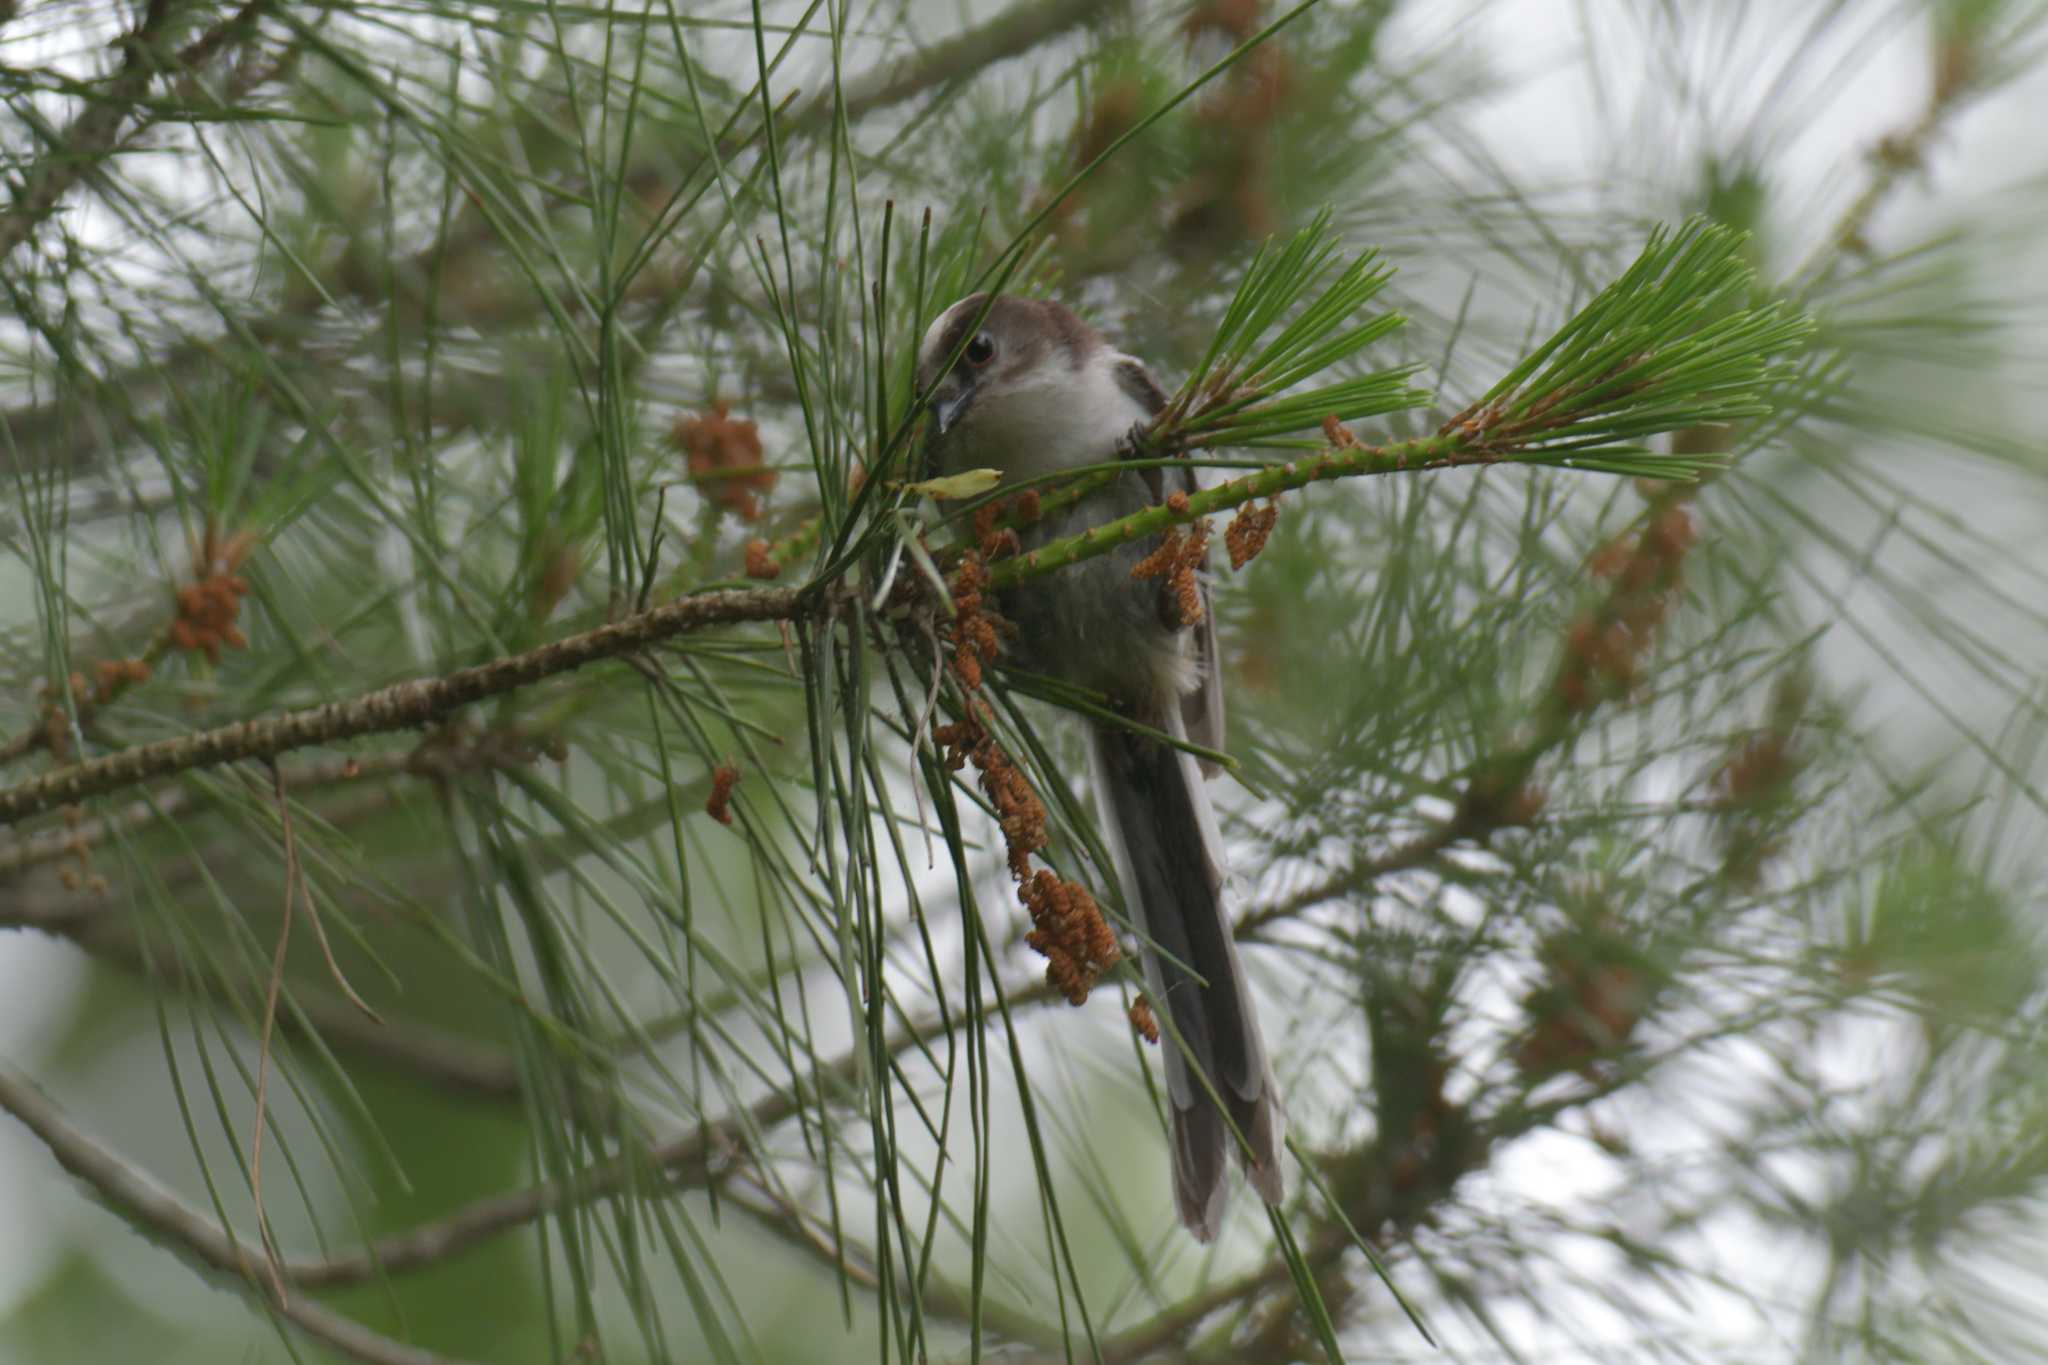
743,538,781,580
1715,731,1798,808
91,658,151,704
1559,505,1700,710
705,763,741,825
943,551,1000,692
1514,957,1649,1078
170,572,252,664
1225,500,1280,570
1321,414,1361,449
1129,995,1160,1045
1022,868,1120,1005
674,403,776,522
1131,519,1210,627
532,541,581,618
935,705,1048,879
1183,3,1291,123
929,543,1119,1007
1046,79,1142,226
1182,0,1263,45
933,705,1117,1005
971,499,1022,561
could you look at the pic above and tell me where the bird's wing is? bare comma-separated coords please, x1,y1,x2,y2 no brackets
1111,353,1172,414
1113,354,1226,769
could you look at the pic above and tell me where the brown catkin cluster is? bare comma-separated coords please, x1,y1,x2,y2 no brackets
167,525,261,665
52,805,109,897
171,573,250,663
1717,732,1799,807
530,539,581,620
742,538,781,580
932,548,1119,1005
1130,519,1211,628
1128,994,1160,1045
1513,921,1651,1079
1556,501,1698,713
969,498,1022,562
49,659,154,710
1460,768,1550,830
39,660,154,759
1021,869,1119,1006
1225,499,1280,570
1710,672,1811,884
673,404,776,522
705,762,741,826
1177,0,1292,242
942,551,1000,692
933,707,1045,879
92,658,151,698
1041,78,1142,233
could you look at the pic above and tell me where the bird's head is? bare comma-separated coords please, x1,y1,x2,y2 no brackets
914,293,1101,477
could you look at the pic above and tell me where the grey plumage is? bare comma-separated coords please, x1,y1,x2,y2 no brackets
915,293,1284,1239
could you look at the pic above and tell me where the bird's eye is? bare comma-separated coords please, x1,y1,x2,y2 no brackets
964,333,995,367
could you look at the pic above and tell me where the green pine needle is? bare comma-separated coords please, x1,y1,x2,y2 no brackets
1159,209,1429,450
984,217,1814,589
1462,217,1814,473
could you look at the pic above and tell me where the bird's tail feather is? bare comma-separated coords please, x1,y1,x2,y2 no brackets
1088,708,1283,1240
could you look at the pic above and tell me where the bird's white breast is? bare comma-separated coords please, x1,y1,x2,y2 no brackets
967,353,1153,484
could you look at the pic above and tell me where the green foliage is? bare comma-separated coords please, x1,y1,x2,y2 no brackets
1164,208,1422,447
1468,217,1814,474
2,3,2047,1365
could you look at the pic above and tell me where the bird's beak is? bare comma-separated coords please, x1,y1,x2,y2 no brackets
933,384,971,436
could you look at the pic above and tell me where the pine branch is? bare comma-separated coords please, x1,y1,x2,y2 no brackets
6,3,2043,1359
0,743,533,879
1162,207,1419,446
985,219,1808,591
0,0,1099,488
0,585,806,826
816,0,1125,128
1786,4,2018,296
0,1062,477,1365
1,0,174,262
0,223,1800,834
0,0,272,263
0,978,961,1297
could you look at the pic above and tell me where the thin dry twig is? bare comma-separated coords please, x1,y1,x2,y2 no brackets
270,761,380,1021
245,766,297,1305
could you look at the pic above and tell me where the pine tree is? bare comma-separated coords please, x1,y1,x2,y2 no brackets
2,2,2046,1362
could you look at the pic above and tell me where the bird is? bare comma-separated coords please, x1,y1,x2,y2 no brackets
914,292,1284,1240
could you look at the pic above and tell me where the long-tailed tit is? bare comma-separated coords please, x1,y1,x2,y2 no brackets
915,293,1283,1240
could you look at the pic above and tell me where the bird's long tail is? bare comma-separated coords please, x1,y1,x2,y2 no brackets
1089,707,1283,1240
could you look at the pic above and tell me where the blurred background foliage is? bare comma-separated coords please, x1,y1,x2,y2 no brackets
2,0,2047,1361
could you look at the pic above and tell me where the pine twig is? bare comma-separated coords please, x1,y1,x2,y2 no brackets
1,0,174,261
0,742,536,880
0,1063,476,1365
816,0,1124,128
0,0,272,263
1787,13,1995,296
0,585,807,826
